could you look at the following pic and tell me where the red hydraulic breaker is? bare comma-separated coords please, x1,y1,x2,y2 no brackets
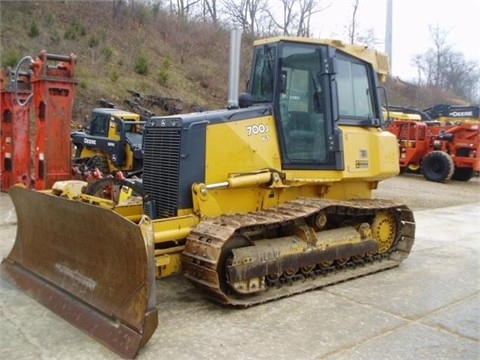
30,50,77,189
0,69,32,191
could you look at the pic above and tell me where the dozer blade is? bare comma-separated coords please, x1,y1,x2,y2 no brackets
1,186,158,358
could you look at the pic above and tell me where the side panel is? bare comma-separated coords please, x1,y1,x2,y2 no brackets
205,114,281,183
340,125,399,180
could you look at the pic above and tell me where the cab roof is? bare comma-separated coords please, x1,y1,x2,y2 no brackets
253,36,390,81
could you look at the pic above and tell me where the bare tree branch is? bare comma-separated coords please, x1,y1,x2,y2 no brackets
221,0,268,35
266,0,328,36
412,24,480,102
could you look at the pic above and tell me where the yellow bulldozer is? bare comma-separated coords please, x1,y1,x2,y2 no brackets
1,31,415,358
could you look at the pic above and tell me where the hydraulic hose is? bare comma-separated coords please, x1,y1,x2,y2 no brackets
14,55,34,107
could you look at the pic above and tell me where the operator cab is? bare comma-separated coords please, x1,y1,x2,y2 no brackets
248,38,385,170
88,108,143,147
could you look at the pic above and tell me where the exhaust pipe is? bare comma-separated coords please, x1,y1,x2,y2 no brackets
227,29,243,109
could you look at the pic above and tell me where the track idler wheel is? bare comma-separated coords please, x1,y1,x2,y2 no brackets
371,211,398,253
221,235,253,295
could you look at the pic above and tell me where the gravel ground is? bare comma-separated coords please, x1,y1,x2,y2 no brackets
373,172,480,211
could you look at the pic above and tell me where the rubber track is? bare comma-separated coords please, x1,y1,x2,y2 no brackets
182,198,415,307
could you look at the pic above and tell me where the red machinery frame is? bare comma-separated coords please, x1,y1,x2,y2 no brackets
31,51,77,189
0,70,32,190
0,50,77,191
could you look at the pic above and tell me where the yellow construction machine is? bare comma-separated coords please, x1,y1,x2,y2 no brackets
1,31,416,358
71,107,145,178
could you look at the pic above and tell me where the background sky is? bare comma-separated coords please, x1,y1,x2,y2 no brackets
310,0,480,81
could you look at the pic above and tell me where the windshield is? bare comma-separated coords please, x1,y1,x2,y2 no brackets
249,45,276,103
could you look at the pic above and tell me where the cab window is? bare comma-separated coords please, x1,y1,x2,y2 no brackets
90,114,109,136
336,59,374,118
250,45,276,103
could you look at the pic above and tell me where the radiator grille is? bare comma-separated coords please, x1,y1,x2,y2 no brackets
142,126,181,219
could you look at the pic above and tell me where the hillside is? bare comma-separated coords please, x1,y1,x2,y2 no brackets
0,0,469,123
0,1,256,124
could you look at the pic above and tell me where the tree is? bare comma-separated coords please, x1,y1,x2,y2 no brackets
221,0,268,35
347,0,359,44
267,0,328,37
112,0,126,26
169,0,201,19
298,0,328,37
268,0,296,36
412,25,480,102
201,0,220,25
343,0,376,47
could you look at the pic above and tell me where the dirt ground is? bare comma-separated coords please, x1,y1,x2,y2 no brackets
373,172,480,211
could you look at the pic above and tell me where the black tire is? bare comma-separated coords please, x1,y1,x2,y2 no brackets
422,151,454,182
451,167,474,182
